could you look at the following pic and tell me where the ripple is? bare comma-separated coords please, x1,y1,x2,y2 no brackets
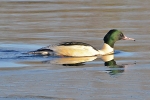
0,95,72,100
114,50,135,57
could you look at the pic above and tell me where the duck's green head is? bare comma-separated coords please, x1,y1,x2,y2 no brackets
104,29,135,48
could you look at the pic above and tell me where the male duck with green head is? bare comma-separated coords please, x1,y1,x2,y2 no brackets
29,29,135,57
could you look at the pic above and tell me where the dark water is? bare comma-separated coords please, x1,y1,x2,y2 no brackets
0,0,150,100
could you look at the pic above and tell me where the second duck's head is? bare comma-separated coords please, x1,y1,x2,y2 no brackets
104,29,135,48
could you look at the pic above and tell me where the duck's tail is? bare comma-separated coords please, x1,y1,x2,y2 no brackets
28,49,54,55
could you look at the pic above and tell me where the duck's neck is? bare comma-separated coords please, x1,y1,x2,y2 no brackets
98,43,114,55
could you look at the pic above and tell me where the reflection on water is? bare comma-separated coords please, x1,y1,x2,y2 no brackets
43,54,135,75
102,54,136,75
44,56,97,66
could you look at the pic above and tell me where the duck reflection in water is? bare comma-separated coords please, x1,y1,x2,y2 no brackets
46,56,97,66
43,54,135,75
101,54,133,75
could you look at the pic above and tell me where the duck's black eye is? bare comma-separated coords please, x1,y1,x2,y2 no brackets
119,33,124,40
120,33,123,37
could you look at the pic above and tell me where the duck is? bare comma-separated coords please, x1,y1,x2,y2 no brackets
28,29,135,57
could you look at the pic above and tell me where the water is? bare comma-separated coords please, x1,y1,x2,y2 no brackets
0,0,150,100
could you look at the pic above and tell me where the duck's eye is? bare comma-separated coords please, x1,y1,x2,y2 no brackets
120,33,123,37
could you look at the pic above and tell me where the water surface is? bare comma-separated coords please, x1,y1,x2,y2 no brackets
0,0,150,100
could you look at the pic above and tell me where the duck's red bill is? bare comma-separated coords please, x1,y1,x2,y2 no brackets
122,35,135,41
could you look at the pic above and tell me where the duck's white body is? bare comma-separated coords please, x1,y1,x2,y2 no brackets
30,43,114,57
50,43,113,56
51,45,100,57
98,43,114,55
